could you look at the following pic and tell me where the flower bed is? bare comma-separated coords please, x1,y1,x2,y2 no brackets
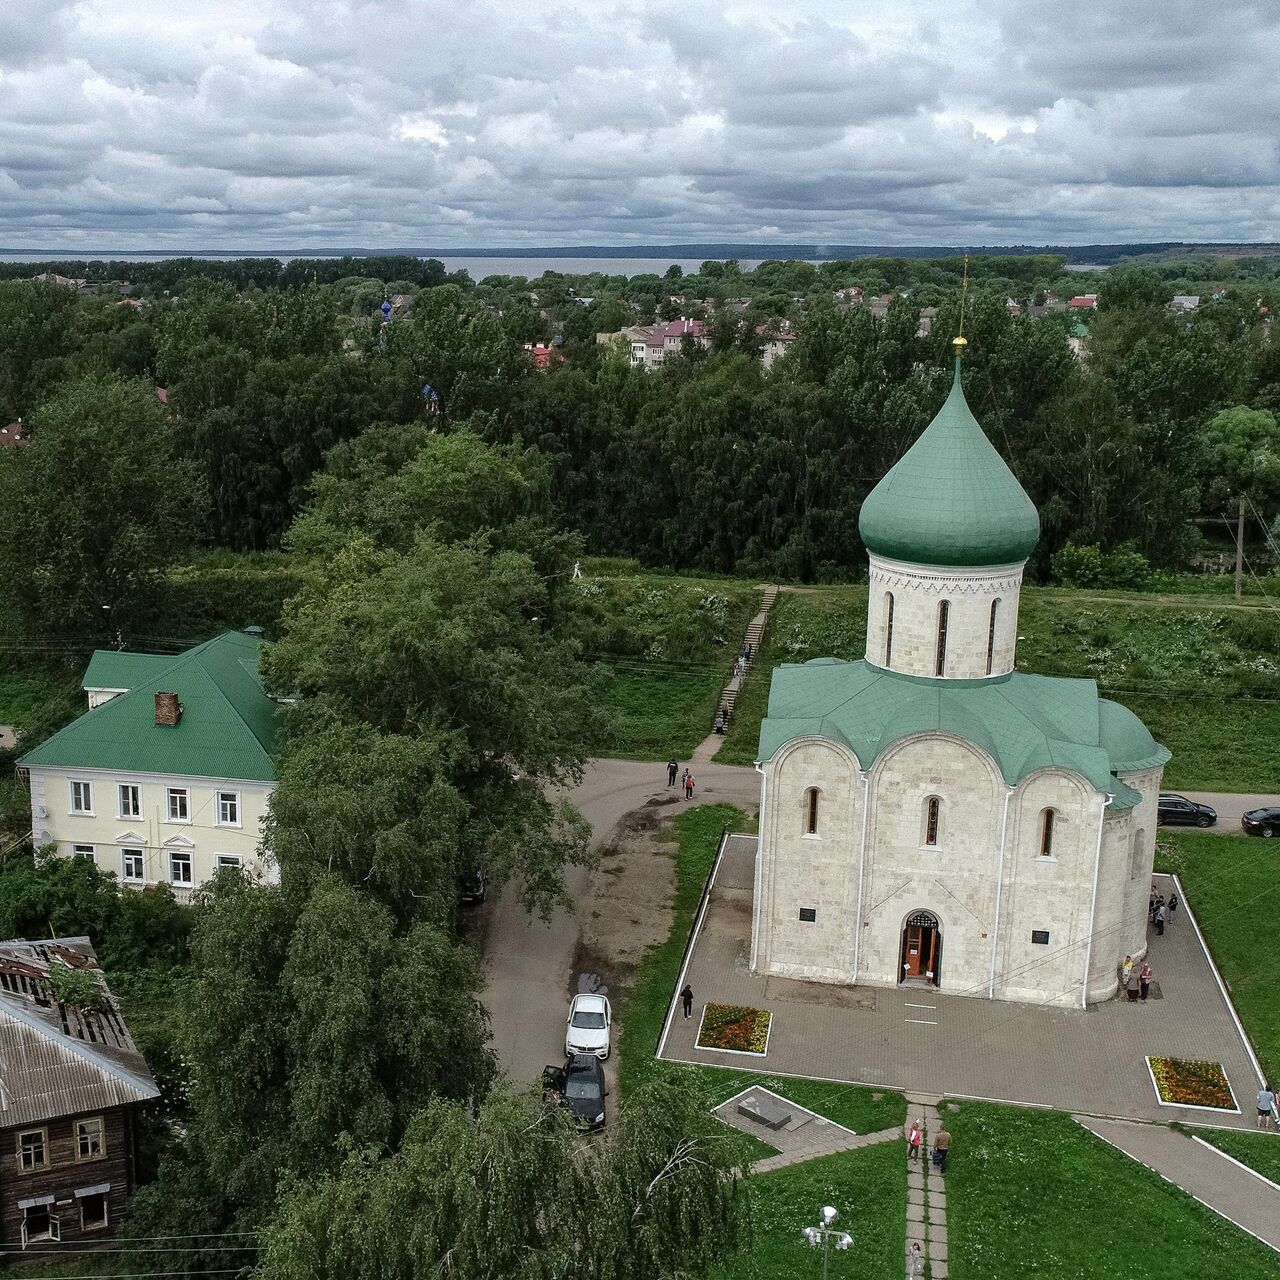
1146,1056,1238,1112
696,1002,772,1055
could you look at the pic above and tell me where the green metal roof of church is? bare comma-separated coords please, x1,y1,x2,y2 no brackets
858,361,1040,567
19,632,279,782
757,659,1169,810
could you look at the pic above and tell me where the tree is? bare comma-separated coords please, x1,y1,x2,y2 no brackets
1202,406,1280,596
255,1080,746,1280
262,535,599,918
0,375,208,640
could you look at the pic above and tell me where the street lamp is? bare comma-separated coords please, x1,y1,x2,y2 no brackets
802,1204,852,1279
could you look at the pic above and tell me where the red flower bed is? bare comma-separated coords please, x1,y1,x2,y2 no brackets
696,1002,771,1054
1147,1056,1237,1110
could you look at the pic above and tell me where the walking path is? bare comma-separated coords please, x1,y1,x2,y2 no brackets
905,1094,950,1279
694,584,777,764
1076,1116,1280,1253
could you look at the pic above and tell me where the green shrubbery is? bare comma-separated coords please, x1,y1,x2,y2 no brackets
1050,541,1154,590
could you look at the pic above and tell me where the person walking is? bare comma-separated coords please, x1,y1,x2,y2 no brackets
1126,965,1141,1002
680,767,689,793
1121,955,1134,989
1256,1083,1275,1130
667,759,679,787
933,1124,952,1174
680,984,694,1020
1168,891,1179,926
907,1241,924,1277
1154,901,1166,936
684,771,695,800
907,1119,923,1162
1139,961,1153,1001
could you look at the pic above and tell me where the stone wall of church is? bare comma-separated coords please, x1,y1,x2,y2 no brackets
855,734,1005,993
755,738,863,982
1117,765,1164,963
865,554,1025,680
992,770,1105,1007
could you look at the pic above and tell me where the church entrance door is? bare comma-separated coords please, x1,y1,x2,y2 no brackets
900,911,941,985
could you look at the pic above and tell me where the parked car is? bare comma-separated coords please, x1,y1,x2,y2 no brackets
1242,806,1280,838
565,993,611,1059
458,867,488,905
543,1054,607,1130
1156,794,1217,828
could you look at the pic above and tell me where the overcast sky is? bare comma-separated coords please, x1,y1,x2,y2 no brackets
0,0,1277,250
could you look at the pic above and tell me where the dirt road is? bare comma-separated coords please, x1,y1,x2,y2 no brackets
480,755,759,1083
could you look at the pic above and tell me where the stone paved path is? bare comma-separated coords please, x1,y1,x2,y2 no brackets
693,584,777,763
1076,1116,1280,1253
905,1094,950,1279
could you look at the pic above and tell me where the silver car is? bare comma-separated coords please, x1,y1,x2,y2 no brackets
565,993,611,1059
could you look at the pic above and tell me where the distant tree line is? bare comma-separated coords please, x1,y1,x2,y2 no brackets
0,258,1279,650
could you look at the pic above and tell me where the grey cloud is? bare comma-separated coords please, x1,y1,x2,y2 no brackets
0,0,1277,249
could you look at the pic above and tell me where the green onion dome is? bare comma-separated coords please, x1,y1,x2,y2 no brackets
858,361,1040,567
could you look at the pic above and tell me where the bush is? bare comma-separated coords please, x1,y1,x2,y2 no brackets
1051,541,1153,590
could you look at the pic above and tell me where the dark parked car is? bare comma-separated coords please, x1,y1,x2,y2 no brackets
1157,793,1216,828
1242,807,1280,838
458,867,488,905
542,1054,607,1130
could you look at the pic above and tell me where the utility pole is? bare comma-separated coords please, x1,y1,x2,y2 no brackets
1235,494,1246,600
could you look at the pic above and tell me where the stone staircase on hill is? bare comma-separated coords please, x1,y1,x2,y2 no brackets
716,584,778,723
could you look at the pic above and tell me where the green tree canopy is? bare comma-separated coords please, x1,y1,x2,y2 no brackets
0,374,207,640
1203,406,1280,516
256,1081,746,1280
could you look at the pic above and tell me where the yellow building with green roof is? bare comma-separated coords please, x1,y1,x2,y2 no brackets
18,630,280,895
752,360,1168,1008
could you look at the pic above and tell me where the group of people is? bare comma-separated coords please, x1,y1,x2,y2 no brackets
906,1117,952,1172
666,760,696,799
712,642,755,735
1120,955,1155,1001
1149,885,1177,936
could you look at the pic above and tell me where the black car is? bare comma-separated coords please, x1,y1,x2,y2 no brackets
1156,793,1217,828
543,1054,607,1130
1242,807,1280,838
458,867,488,905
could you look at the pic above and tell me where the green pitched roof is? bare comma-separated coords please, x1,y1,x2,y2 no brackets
858,360,1040,567
20,632,279,782
82,651,175,691
757,659,1170,811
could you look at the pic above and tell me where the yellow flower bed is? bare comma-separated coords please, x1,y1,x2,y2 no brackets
696,1002,771,1054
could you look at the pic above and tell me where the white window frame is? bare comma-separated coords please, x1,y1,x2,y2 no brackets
69,779,94,815
79,1192,108,1232
17,1128,47,1172
75,1116,105,1162
166,788,190,823
72,844,95,861
20,1203,59,1246
216,853,242,871
215,790,240,827
169,848,193,886
117,783,141,819
121,849,144,883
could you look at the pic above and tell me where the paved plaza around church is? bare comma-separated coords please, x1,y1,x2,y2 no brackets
660,838,1264,1131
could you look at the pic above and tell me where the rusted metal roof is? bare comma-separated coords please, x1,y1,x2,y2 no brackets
0,938,159,1127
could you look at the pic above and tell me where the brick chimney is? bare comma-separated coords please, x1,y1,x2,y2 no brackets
154,692,181,726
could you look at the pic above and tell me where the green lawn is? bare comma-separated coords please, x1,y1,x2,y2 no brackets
598,661,725,759
712,1142,906,1280
715,585,1280,790
1156,832,1280,1083
944,1100,1280,1279
1196,1128,1280,1185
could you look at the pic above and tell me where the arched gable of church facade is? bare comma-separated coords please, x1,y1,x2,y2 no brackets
856,732,1005,994
755,736,864,983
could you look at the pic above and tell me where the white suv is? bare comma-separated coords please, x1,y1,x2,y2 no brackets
565,993,611,1059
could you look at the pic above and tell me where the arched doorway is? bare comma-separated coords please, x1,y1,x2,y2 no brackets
899,910,942,986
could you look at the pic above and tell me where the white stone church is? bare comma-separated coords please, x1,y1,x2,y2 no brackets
752,354,1168,1008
